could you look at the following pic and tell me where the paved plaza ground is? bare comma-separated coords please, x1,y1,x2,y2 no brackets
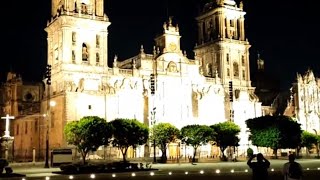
5,158,320,178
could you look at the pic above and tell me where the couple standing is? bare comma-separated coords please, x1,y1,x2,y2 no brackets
247,153,303,180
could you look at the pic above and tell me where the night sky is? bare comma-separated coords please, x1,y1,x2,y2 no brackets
1,0,319,90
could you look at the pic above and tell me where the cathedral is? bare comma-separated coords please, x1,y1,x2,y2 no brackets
284,70,320,135
1,0,266,161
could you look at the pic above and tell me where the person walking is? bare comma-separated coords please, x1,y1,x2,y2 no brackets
282,154,303,180
247,153,271,180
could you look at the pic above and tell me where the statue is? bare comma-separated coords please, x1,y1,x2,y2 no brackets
82,45,89,61
113,55,118,67
239,1,244,10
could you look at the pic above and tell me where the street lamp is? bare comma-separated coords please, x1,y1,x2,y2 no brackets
44,64,52,168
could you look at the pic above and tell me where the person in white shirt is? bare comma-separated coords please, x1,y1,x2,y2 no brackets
282,154,303,180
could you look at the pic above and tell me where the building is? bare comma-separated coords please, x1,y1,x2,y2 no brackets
284,69,320,135
251,54,281,116
5,0,263,161
0,72,44,160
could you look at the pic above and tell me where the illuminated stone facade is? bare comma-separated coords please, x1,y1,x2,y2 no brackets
5,0,263,160
0,72,44,160
284,70,320,135
194,0,262,153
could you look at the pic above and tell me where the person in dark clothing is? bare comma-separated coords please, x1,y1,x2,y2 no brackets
247,153,270,180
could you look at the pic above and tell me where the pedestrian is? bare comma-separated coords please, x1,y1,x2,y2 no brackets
247,153,270,180
282,154,303,180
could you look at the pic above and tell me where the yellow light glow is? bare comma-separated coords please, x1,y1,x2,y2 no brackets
90,174,95,179
50,100,56,107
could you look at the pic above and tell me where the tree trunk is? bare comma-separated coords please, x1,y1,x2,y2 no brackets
296,147,301,158
192,147,198,163
220,147,227,161
121,147,128,162
81,151,88,165
161,146,167,163
273,149,278,159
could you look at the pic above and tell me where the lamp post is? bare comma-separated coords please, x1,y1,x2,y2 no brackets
44,64,52,168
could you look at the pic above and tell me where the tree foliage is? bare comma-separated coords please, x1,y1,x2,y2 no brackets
246,115,302,157
210,121,240,158
150,123,180,162
110,118,149,162
180,124,213,162
301,131,318,150
64,116,112,164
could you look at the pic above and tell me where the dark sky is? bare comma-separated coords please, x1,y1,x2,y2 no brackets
1,0,319,90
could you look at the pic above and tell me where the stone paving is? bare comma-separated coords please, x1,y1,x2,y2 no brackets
7,158,320,176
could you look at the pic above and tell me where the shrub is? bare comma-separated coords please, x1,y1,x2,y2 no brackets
247,148,254,157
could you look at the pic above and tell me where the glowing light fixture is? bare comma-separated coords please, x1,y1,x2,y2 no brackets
90,174,95,179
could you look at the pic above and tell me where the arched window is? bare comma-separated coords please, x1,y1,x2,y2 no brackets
167,62,177,72
72,50,76,63
72,32,76,45
233,62,239,77
96,35,100,48
82,43,89,61
96,53,100,65
206,63,212,76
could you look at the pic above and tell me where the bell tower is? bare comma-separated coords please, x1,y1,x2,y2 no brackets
194,0,252,89
154,17,182,54
51,0,104,17
45,0,110,95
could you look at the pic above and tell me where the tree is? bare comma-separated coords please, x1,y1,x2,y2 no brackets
210,121,240,160
150,123,180,162
180,125,213,163
64,116,112,164
246,115,302,158
297,131,318,157
110,118,149,162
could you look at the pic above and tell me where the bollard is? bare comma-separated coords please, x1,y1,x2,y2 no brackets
33,147,36,164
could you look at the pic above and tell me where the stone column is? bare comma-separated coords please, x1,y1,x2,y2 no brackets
240,16,245,41
225,18,230,38
218,12,225,38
